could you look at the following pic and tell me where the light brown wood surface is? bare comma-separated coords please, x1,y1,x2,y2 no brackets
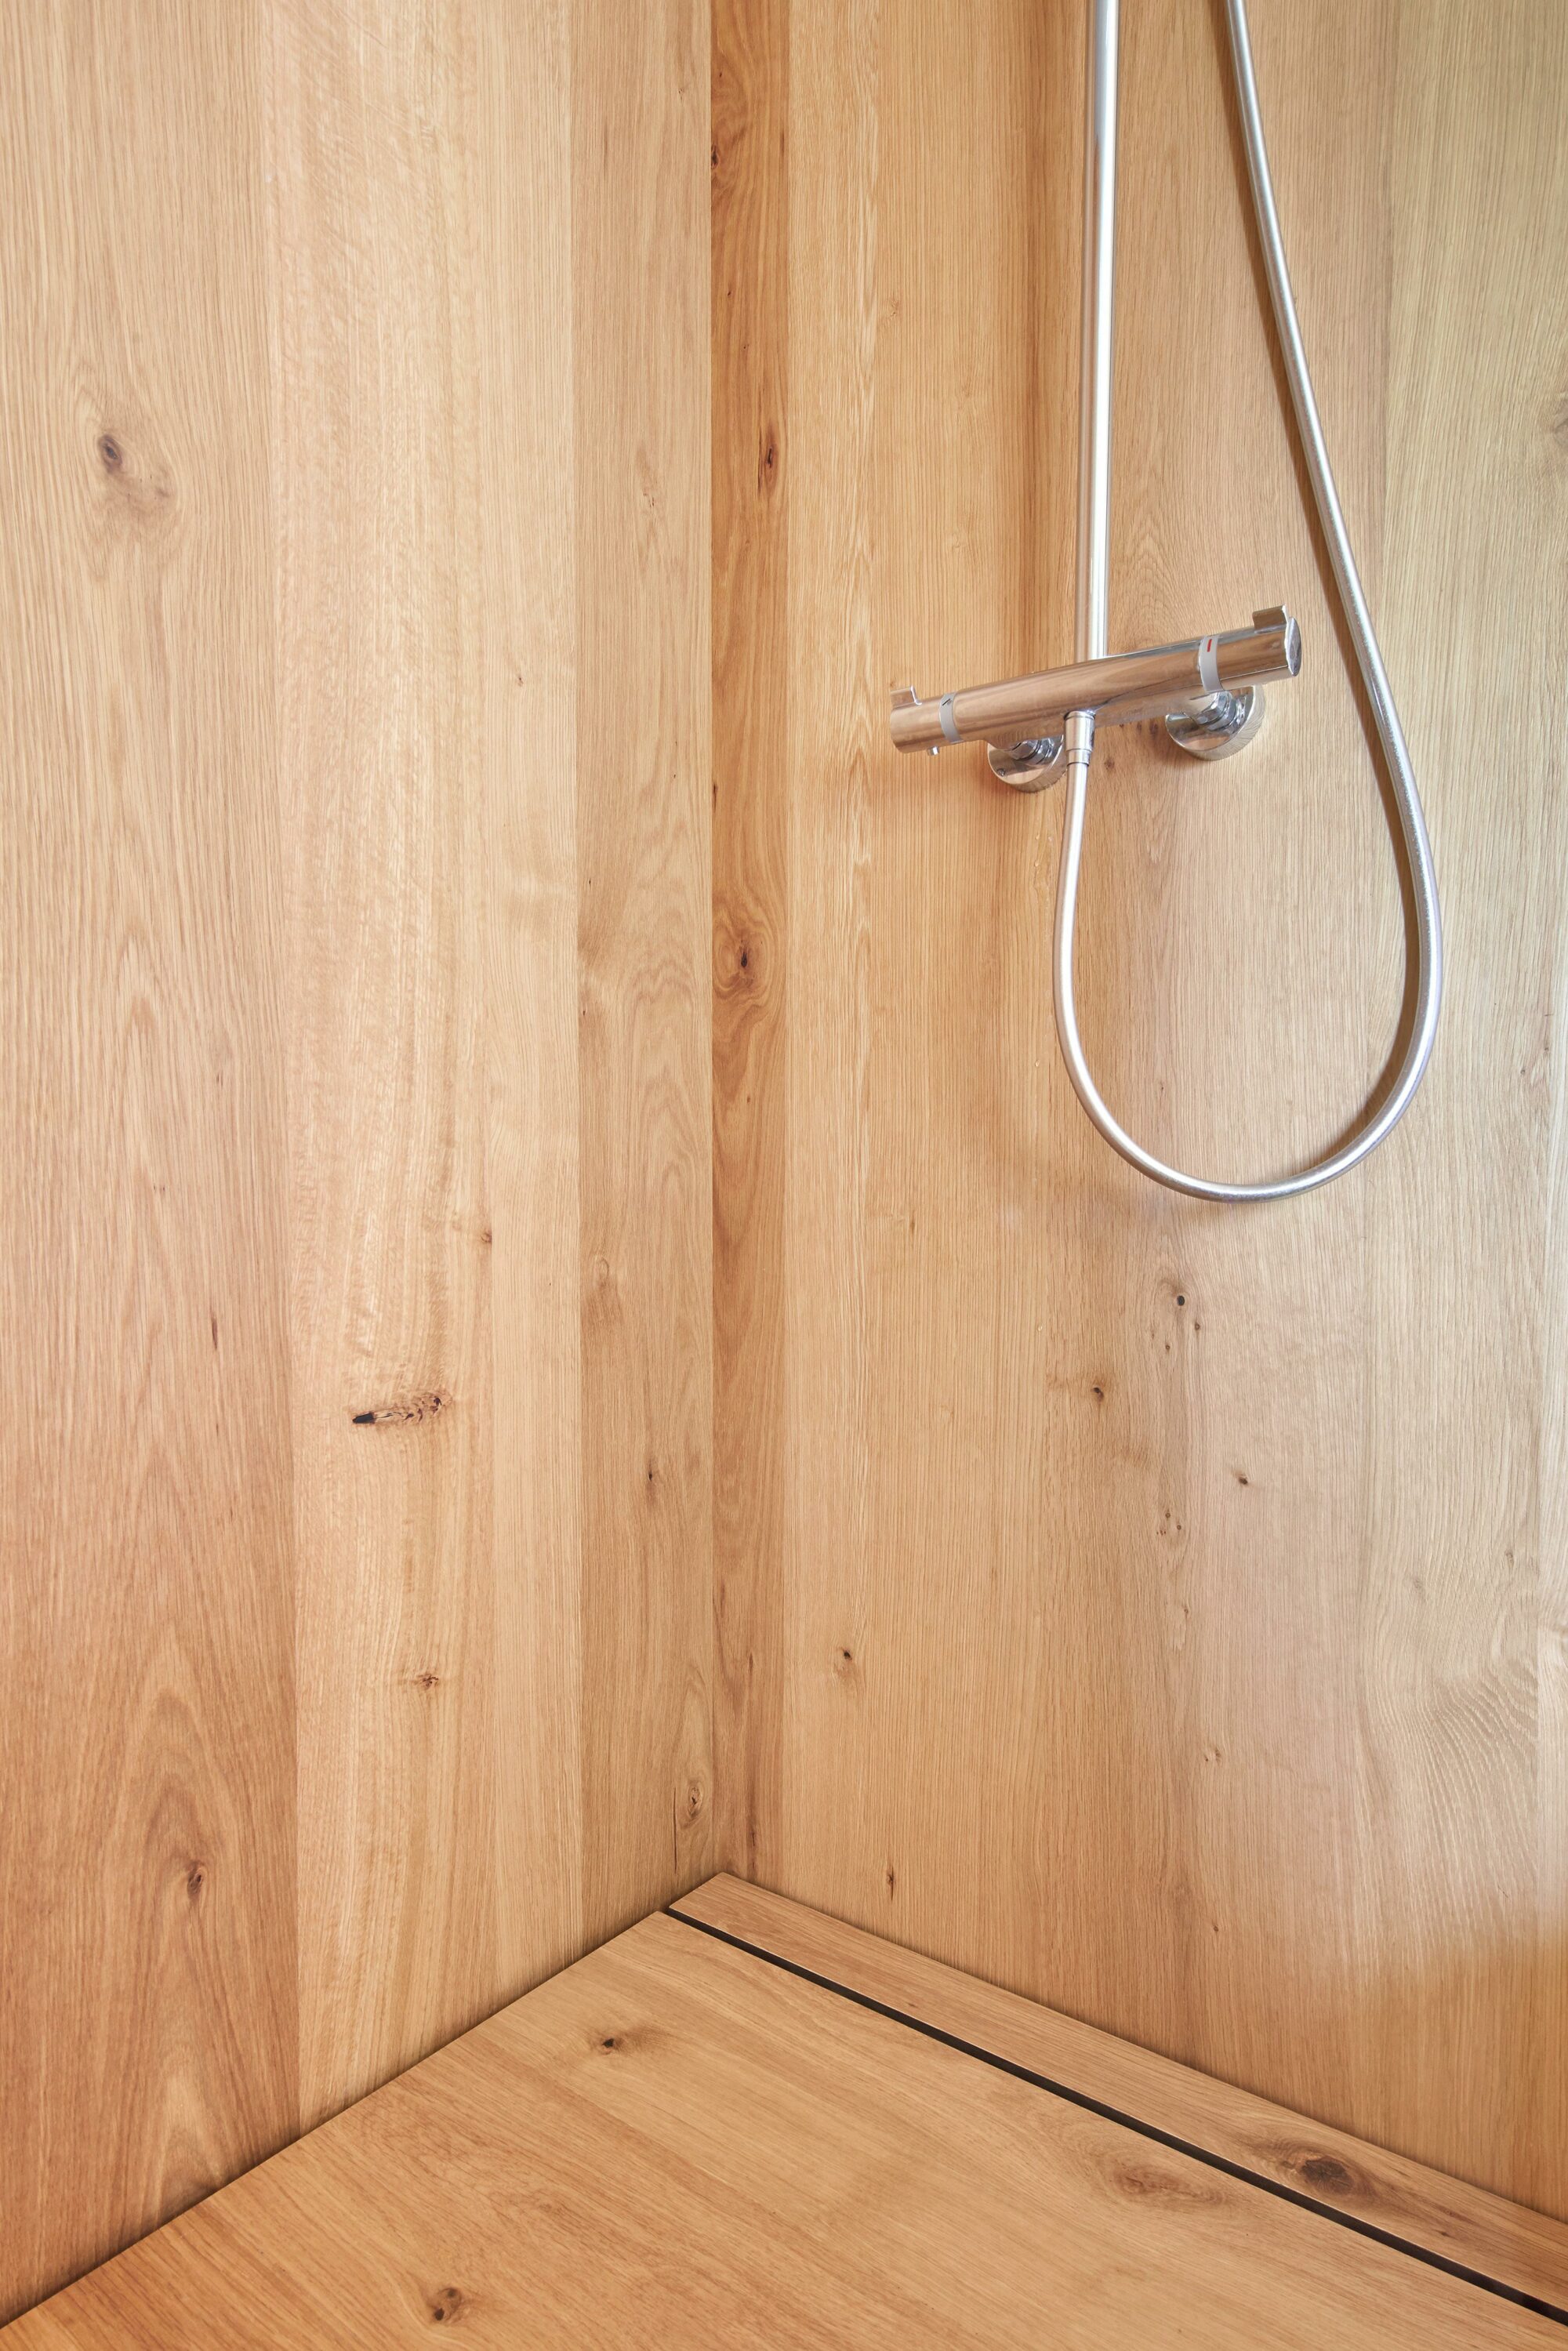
677,1873,1568,2313
710,0,1568,2217
1,0,712,2322
712,0,790,1886
0,0,299,2314
5,1896,1560,2349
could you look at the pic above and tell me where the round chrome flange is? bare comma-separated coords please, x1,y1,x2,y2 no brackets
1164,685,1265,760
987,735,1065,789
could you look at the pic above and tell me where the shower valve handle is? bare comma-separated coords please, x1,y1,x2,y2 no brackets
889,606,1300,778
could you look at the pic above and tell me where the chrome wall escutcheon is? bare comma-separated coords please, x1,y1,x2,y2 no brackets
987,736,1065,788
1165,685,1265,759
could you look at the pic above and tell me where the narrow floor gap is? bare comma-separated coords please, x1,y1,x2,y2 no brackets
666,1906,1567,2330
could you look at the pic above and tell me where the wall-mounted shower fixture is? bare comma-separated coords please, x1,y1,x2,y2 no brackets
890,609,1299,784
891,0,1443,1203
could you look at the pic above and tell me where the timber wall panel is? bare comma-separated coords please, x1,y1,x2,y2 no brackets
0,0,712,2320
711,0,1568,2217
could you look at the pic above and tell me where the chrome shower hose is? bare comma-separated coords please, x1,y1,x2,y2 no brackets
1054,0,1443,1201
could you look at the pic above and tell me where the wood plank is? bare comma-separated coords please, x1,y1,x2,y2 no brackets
711,0,1568,2215
0,2,298,2320
572,0,715,1946
5,1904,1559,2349
268,0,499,2132
2,0,714,2316
675,1874,1568,2314
1348,0,1568,2216
273,0,717,2090
260,0,572,2138
712,0,790,1885
470,0,586,1996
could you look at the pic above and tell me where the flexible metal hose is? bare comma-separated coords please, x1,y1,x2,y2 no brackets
1054,0,1443,1201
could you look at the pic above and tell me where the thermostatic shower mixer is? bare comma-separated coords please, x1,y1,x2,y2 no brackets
890,605,1300,789
878,0,1439,1206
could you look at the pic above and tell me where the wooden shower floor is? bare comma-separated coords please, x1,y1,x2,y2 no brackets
6,1878,1566,2349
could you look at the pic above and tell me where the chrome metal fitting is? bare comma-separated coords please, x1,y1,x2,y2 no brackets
1165,684,1267,760
986,735,1065,787
1063,708,1097,767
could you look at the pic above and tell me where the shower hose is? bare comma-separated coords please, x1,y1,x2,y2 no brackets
1054,0,1443,1201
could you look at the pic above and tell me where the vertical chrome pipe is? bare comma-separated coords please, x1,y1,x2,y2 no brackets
1076,0,1119,663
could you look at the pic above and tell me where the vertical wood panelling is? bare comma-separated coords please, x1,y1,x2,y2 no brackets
572,0,713,1947
712,0,789,1880
1096,0,1389,2141
1348,0,1568,2208
268,0,497,2130
782,0,880,1936
1,0,712,2321
471,0,586,1998
0,0,298,2314
713,0,1568,2215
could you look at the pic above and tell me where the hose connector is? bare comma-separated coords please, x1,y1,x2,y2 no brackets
1064,708,1097,768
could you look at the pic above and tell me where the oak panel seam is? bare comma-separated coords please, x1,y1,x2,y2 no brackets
665,1904,1568,2330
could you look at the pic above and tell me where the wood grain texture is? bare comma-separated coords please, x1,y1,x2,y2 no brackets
270,0,499,2131
0,0,298,2316
712,0,789,1882
677,1874,1568,2311
5,1900,1559,2349
1,0,712,2320
572,0,713,1950
710,0,1568,2215
472,0,585,2000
